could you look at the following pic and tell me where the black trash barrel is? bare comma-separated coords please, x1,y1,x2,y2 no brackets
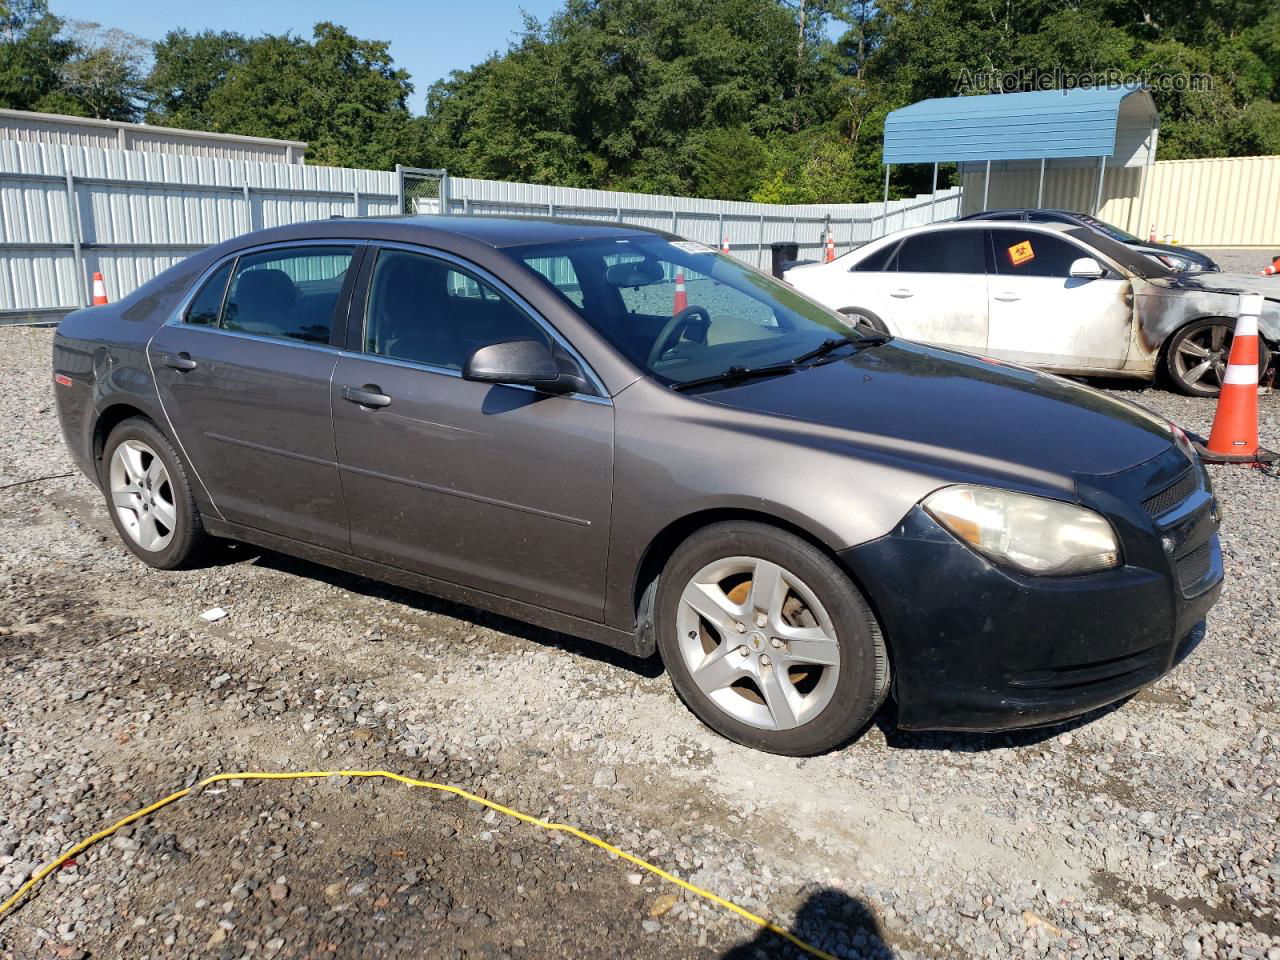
769,242,800,279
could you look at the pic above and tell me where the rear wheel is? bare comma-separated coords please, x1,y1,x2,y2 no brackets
101,417,208,569
1165,318,1271,397
656,522,889,755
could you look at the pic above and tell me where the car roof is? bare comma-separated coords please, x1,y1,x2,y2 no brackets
870,220,1078,243
960,208,1084,219
316,214,669,248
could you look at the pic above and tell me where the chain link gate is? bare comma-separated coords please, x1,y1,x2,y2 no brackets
396,166,449,215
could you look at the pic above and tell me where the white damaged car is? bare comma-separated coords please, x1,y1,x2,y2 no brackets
784,221,1278,396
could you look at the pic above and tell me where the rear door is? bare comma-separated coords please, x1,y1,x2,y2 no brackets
329,246,614,620
147,243,360,551
986,228,1131,371
882,228,989,353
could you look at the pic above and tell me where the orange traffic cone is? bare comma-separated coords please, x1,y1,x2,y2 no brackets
1148,224,1156,243
91,271,108,305
1198,293,1277,464
721,234,730,256
1261,255,1280,277
824,227,836,263
672,270,688,314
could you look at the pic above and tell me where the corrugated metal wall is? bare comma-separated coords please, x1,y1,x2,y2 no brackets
0,141,398,320
446,177,961,268
0,140,961,320
961,154,1280,246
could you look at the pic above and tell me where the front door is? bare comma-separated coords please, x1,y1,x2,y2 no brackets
882,228,989,354
147,244,358,551
985,228,1132,371
330,247,614,620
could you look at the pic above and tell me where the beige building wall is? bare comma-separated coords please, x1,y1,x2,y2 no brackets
962,154,1280,247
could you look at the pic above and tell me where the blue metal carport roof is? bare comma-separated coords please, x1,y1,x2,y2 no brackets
883,87,1156,165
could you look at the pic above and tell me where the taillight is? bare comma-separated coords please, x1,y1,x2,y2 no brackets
54,374,72,387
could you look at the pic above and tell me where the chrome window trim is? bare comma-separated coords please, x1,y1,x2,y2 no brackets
362,240,611,400
167,238,369,336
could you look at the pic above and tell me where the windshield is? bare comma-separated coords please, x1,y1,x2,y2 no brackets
1074,213,1144,245
508,236,866,385
1063,227,1174,279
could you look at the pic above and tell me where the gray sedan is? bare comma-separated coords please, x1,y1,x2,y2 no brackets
53,216,1221,755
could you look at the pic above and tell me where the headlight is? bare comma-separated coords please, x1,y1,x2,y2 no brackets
1168,422,1199,463
923,485,1120,576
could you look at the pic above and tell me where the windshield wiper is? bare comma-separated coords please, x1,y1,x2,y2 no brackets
671,363,797,393
790,333,890,365
671,334,893,393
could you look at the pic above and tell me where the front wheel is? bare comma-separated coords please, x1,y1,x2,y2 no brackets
1165,318,1271,397
656,522,889,755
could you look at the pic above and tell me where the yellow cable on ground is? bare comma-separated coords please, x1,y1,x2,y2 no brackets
0,770,836,960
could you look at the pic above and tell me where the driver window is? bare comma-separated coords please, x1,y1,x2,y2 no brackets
364,250,550,370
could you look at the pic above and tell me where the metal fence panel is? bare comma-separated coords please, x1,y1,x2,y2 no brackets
0,138,958,321
0,141,399,320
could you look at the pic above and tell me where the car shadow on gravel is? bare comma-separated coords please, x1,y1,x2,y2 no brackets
247,548,667,678
871,698,1129,753
720,887,894,959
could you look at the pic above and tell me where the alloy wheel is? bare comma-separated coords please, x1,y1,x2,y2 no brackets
675,556,840,731
108,439,177,552
1172,323,1231,391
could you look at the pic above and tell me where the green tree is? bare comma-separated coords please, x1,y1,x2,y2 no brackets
423,0,845,194
145,29,250,129
145,22,427,169
52,20,149,120
0,0,73,112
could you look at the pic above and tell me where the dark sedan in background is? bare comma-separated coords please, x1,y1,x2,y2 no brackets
53,216,1221,754
960,208,1221,273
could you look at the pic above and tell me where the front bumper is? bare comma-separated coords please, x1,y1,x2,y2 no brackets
840,447,1222,731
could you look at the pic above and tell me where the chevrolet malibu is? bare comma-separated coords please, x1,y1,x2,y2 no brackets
53,216,1222,755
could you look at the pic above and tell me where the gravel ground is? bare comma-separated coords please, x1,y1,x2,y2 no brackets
1199,249,1279,275
1,325,1277,960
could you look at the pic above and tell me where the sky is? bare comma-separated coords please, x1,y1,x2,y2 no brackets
50,0,567,111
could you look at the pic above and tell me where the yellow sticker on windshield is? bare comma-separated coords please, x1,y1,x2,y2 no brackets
1007,240,1035,266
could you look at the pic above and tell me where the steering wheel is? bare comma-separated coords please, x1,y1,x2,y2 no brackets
647,305,711,368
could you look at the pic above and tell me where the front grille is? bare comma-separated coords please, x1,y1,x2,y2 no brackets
1177,540,1213,592
1143,470,1197,518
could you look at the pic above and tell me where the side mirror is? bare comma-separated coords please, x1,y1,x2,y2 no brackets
1068,257,1106,279
463,339,583,394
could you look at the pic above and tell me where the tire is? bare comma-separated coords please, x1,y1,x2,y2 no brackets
839,307,888,335
656,521,889,755
1164,318,1272,397
100,417,208,570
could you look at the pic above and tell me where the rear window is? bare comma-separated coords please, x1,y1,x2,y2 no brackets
853,243,897,272
185,261,233,326
895,230,985,274
221,247,354,344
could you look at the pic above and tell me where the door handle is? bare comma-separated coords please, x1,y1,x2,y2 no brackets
342,384,392,409
994,292,1021,302
162,352,197,371
890,288,914,299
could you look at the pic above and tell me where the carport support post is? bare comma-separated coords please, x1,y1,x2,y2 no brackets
1036,158,1045,208
930,163,938,222
1094,156,1106,215
982,159,990,211
881,165,890,237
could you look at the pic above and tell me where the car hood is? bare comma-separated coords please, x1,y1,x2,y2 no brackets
699,339,1176,482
